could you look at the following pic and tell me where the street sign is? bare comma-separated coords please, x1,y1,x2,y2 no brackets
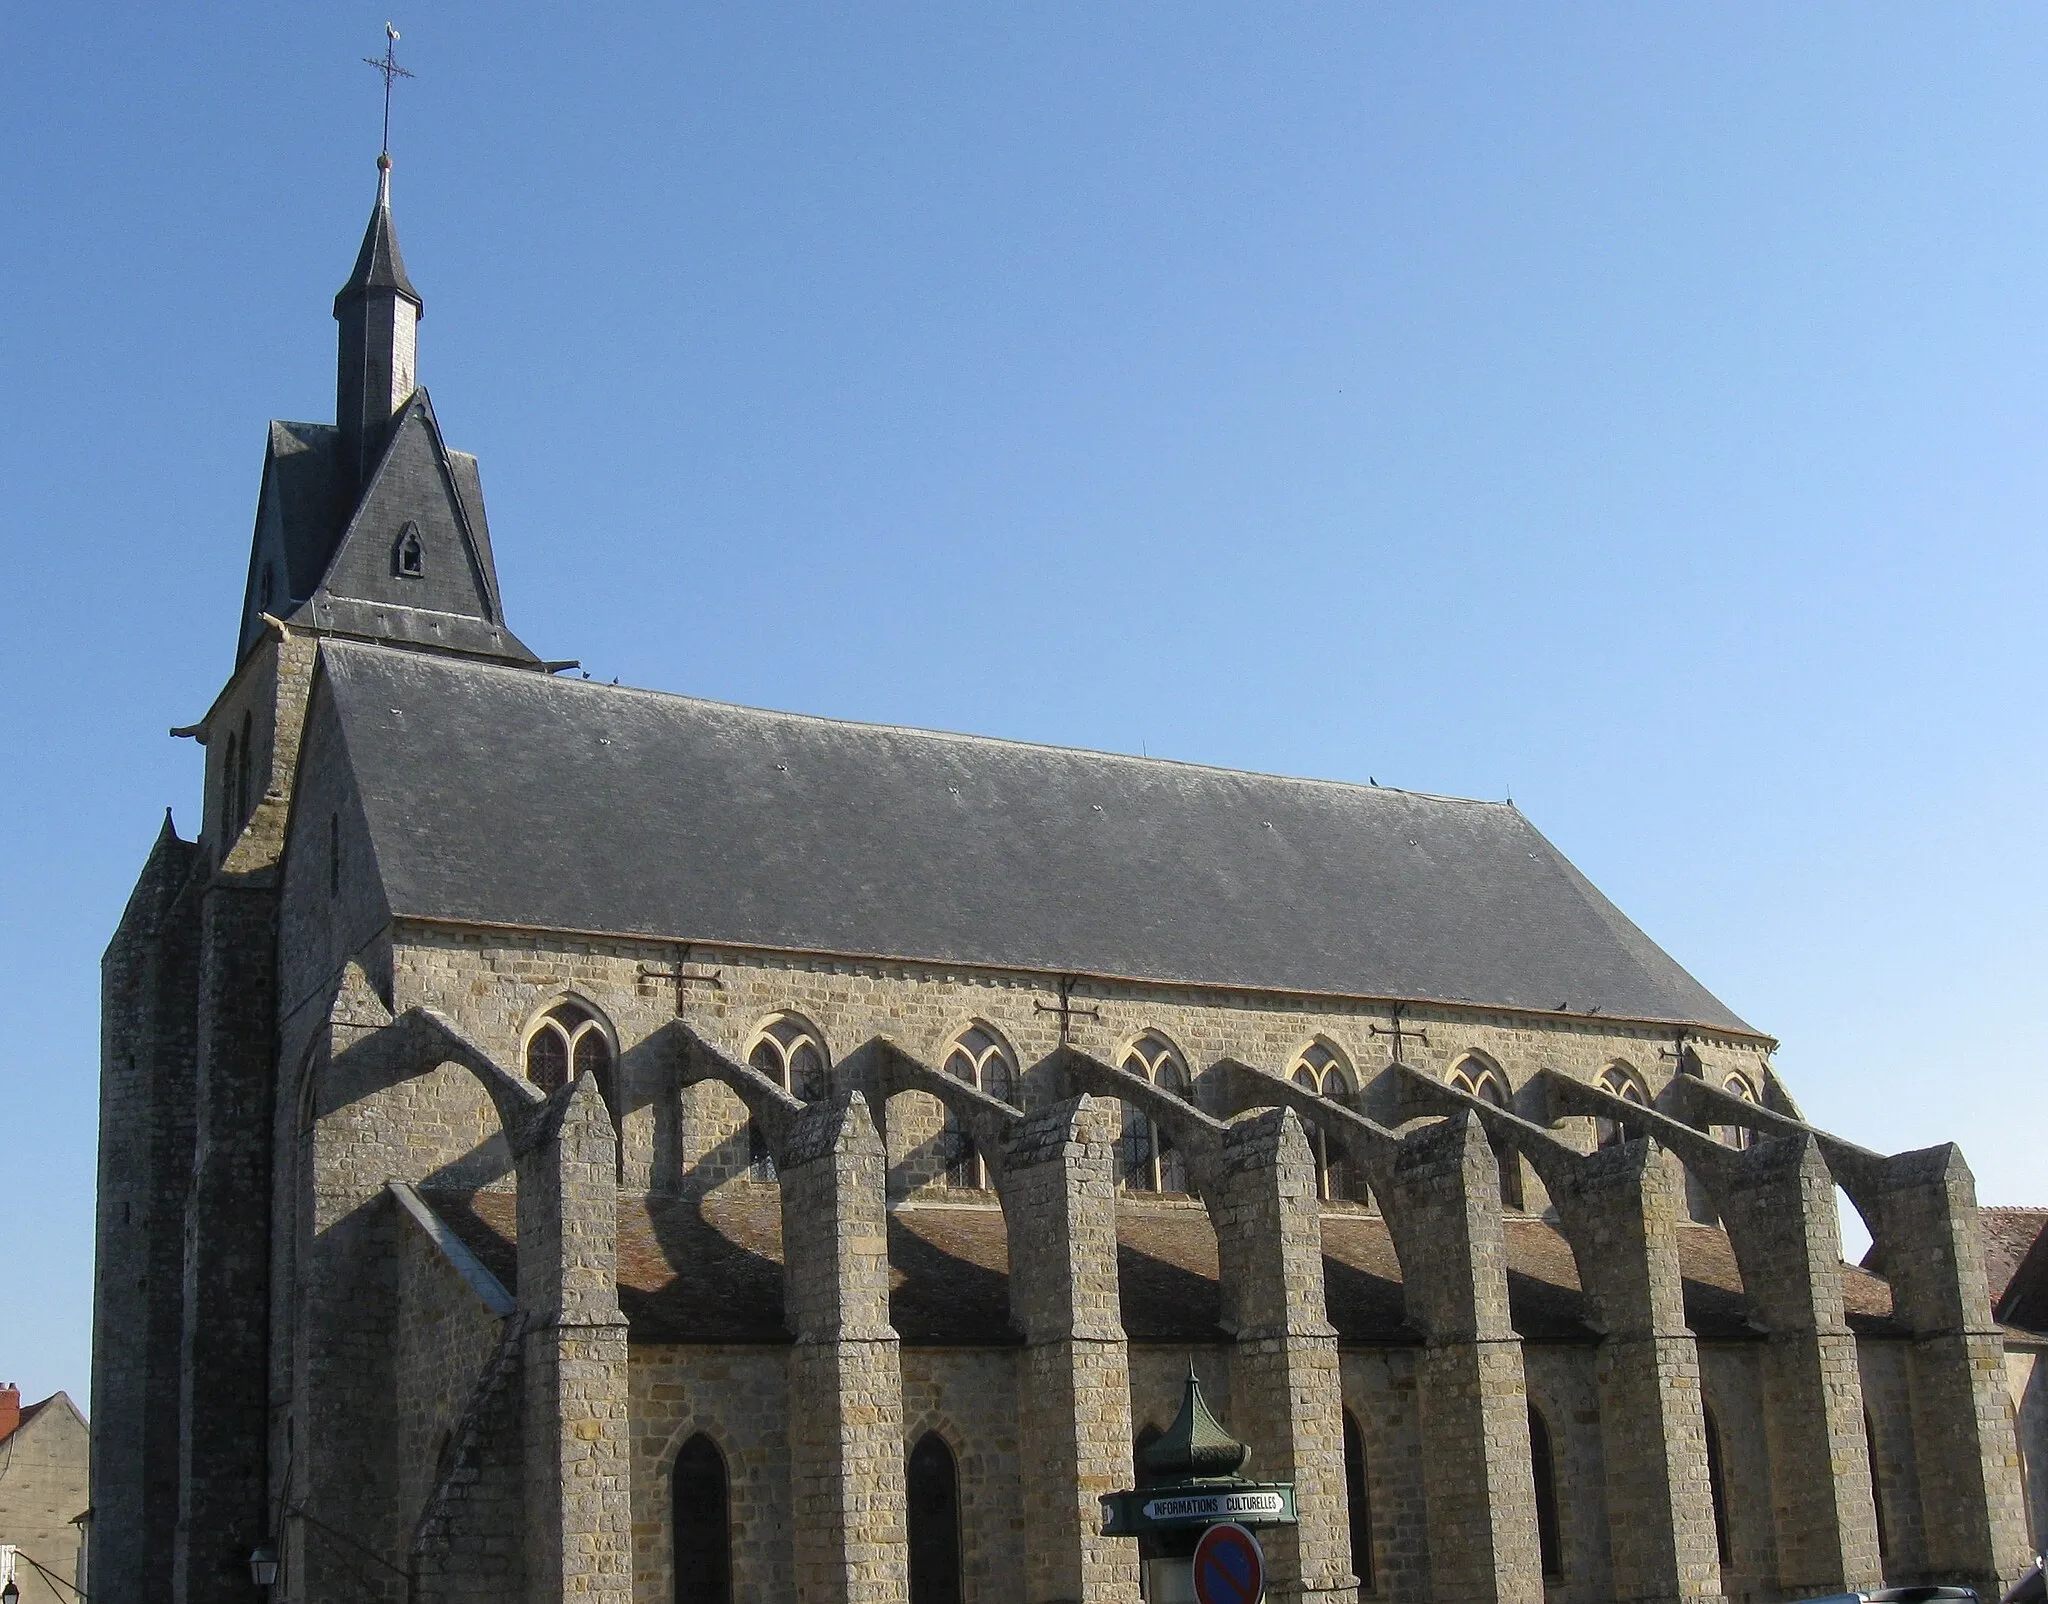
1192,1522,1265,1604
1098,1481,1297,1535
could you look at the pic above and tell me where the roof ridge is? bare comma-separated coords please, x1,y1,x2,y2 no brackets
322,638,1509,807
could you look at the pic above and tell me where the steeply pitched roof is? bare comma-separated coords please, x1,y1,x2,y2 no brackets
238,396,536,667
334,161,420,313
319,641,1756,1032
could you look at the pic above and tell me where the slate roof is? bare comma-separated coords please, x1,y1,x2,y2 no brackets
239,399,535,667
425,1190,1899,1346
335,163,420,312
321,640,1755,1032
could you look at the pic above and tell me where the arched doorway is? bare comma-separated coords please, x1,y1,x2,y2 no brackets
907,1431,963,1604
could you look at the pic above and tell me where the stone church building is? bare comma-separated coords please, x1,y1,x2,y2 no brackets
95,158,2042,1604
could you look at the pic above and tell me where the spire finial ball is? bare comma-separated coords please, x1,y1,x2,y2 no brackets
377,152,392,171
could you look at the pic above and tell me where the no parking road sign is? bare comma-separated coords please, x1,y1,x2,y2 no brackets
1192,1521,1266,1604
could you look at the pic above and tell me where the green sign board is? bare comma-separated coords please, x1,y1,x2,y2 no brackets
1099,1481,1299,1536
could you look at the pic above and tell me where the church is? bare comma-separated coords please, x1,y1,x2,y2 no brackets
93,151,2045,1604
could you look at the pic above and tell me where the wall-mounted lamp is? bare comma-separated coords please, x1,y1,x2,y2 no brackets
248,1542,280,1590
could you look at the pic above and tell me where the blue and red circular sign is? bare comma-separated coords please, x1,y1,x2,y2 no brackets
1193,1521,1266,1604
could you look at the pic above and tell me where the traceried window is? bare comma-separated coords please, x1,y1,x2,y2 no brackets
1448,1058,1525,1210
672,1433,732,1604
524,1000,614,1099
942,1025,1015,1190
745,1014,830,1180
1719,1074,1758,1150
1290,1042,1364,1203
1120,1033,1193,1194
1596,1064,1648,1150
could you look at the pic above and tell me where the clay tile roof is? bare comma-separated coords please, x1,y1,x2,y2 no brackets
1985,1209,2048,1335
421,1188,1903,1347
1981,1209,2048,1301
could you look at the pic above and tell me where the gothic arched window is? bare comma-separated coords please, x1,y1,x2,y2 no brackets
1121,1033,1193,1194
1290,1042,1363,1203
672,1433,732,1604
1447,1059,1524,1210
1596,1064,1648,1150
745,1014,830,1180
524,999,613,1099
1529,1403,1563,1579
1719,1075,1758,1151
942,1025,1015,1190
906,1432,963,1604
1343,1408,1374,1591
1703,1405,1732,1566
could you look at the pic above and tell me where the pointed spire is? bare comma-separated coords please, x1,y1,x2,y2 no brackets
335,154,422,316
334,155,423,493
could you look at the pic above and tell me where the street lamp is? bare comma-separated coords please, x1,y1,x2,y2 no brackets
248,1541,280,1590
3,1577,20,1604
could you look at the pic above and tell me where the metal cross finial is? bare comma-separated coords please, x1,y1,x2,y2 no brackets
363,22,415,158
1368,1002,1431,1065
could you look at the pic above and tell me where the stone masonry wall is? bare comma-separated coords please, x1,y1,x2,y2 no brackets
92,828,201,1604
2006,1347,2045,1555
264,918,1978,1604
630,1348,794,1604
394,1217,510,1542
379,924,1770,1212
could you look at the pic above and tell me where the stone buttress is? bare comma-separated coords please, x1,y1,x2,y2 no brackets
1064,1052,1359,1604
1402,1067,1724,1604
516,1072,634,1604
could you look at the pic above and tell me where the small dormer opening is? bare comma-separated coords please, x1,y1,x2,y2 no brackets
258,562,276,611
394,521,425,578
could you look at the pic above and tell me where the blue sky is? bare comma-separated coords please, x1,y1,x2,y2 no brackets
5,5,2045,1406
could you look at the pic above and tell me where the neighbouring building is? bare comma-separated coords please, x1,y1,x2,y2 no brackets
0,1385,89,1604
94,148,2042,1604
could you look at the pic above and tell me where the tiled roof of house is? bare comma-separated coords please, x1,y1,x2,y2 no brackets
425,1189,1901,1346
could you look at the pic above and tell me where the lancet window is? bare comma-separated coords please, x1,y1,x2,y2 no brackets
1595,1063,1648,1150
1290,1041,1364,1203
906,1433,963,1604
1703,1405,1732,1566
942,1024,1015,1190
1719,1074,1758,1150
1448,1057,1525,1209
1529,1403,1564,1579
1120,1033,1193,1193
745,1014,830,1180
1343,1408,1374,1591
672,1433,732,1604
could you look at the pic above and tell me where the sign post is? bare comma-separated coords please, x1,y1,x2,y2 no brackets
1192,1522,1266,1604
1097,1371,1296,1604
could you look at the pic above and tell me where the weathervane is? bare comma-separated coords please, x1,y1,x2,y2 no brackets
364,22,415,159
